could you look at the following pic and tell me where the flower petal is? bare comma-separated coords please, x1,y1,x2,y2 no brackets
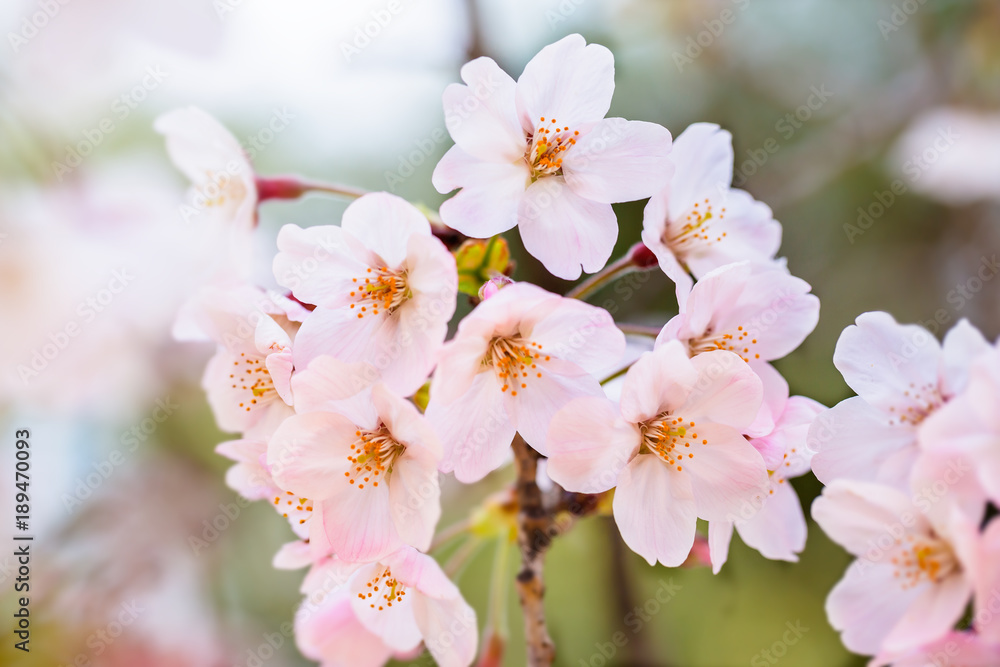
435,146,529,237
546,396,640,494
441,56,523,162
341,192,432,269
619,341,698,424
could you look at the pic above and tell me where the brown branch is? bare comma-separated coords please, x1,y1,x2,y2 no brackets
511,434,556,666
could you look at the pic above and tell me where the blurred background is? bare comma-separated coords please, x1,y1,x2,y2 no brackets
3,0,1000,665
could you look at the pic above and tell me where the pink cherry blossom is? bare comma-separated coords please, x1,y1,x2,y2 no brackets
812,479,979,656
155,106,257,231
432,34,673,280
298,547,477,667
425,282,625,483
273,192,457,397
810,314,989,490
708,394,824,573
268,356,442,563
546,340,768,567
175,284,308,437
641,122,781,302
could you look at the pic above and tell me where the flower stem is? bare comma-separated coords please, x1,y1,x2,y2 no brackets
565,242,658,301
510,434,556,667
443,536,483,579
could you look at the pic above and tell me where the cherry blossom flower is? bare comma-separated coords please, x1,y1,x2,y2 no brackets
174,284,308,437
641,122,781,302
655,260,819,434
297,547,477,667
812,479,979,656
546,341,768,567
268,356,443,563
809,314,989,490
708,394,825,573
425,282,625,483
432,33,673,280
155,106,257,230
273,192,458,397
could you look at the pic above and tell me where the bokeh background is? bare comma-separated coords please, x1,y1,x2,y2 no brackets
3,0,1000,665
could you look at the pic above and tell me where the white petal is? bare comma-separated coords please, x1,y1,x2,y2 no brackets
441,56,524,162
546,397,639,493
435,146,529,237
341,192,432,268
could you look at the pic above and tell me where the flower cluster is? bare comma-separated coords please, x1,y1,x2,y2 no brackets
164,33,822,667
808,312,1000,664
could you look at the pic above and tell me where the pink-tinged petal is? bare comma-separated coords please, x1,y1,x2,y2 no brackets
461,281,559,338
341,192,431,269
940,318,991,398
267,412,357,499
388,453,441,553
562,119,673,204
640,220,695,308
504,356,604,456
515,34,615,131
882,574,971,653
826,560,925,655
744,360,787,440
619,341,699,424
664,123,734,220
405,233,459,310
435,147,529,237
273,540,313,570
291,356,379,427
265,349,294,405
441,56,523,162
613,454,698,566
964,349,1000,432
154,106,253,192
292,306,385,385
681,189,781,279
683,422,768,521
349,562,423,652
426,372,515,483
320,481,401,563
811,480,927,558
684,350,764,429
374,383,443,460
518,177,617,280
384,546,461,599
430,326,494,405
203,349,281,433
756,395,824,475
873,632,1000,667
244,401,295,440
528,298,625,375
300,556,364,598
708,520,734,574
735,480,806,562
296,587,396,667
920,393,1000,504
368,309,436,397
546,397,640,494
216,438,274,500
909,448,986,528
808,397,917,489
272,224,372,306
833,311,941,414
972,518,1000,642
413,594,478,667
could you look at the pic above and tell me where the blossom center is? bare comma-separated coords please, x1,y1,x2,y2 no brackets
665,198,727,259
485,337,550,397
358,565,407,611
889,536,958,589
526,117,579,179
348,267,409,319
344,426,405,490
639,414,705,472
230,351,277,412
199,169,248,210
273,490,314,526
689,324,759,362
887,382,944,427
